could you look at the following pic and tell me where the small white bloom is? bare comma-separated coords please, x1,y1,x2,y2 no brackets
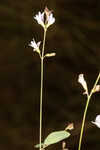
46,13,55,28
91,115,100,128
34,12,45,28
78,74,88,95
34,7,55,29
29,38,41,52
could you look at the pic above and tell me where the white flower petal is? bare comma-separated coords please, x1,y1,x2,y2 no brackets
78,74,88,95
49,14,55,23
34,12,45,27
92,115,100,128
95,115,100,123
37,41,41,48
47,13,55,27
41,12,44,22
29,39,41,51
29,39,37,49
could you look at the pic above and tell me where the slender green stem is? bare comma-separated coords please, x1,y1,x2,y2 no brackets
78,72,100,150
39,28,47,150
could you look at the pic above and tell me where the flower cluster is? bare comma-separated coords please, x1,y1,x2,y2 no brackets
34,7,55,30
29,7,55,58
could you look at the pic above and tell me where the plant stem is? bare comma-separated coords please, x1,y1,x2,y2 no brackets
40,28,47,150
78,72,100,150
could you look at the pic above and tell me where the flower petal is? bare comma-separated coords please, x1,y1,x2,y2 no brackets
95,115,100,123
34,12,45,28
29,39,41,52
46,13,55,28
91,115,100,128
78,74,88,95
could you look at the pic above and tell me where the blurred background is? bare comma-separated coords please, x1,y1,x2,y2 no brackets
0,0,100,150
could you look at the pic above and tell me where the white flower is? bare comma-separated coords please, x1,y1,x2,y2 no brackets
78,74,88,95
34,12,45,28
29,38,41,52
91,115,100,128
46,13,55,28
34,7,55,29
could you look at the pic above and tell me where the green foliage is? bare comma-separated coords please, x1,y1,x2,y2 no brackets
35,130,70,148
44,130,70,147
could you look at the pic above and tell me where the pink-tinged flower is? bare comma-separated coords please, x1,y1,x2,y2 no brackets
29,38,41,52
34,7,55,29
78,74,88,95
92,85,100,93
92,115,100,128
65,123,74,131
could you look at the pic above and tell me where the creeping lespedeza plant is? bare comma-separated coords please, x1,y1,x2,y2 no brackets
28,7,100,150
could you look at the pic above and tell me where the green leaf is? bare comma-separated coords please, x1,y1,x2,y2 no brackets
44,130,70,147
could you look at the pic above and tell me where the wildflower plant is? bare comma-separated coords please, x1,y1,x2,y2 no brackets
29,7,72,150
29,6,100,150
78,73,100,150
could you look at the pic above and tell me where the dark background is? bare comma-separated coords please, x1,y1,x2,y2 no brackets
0,0,100,150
